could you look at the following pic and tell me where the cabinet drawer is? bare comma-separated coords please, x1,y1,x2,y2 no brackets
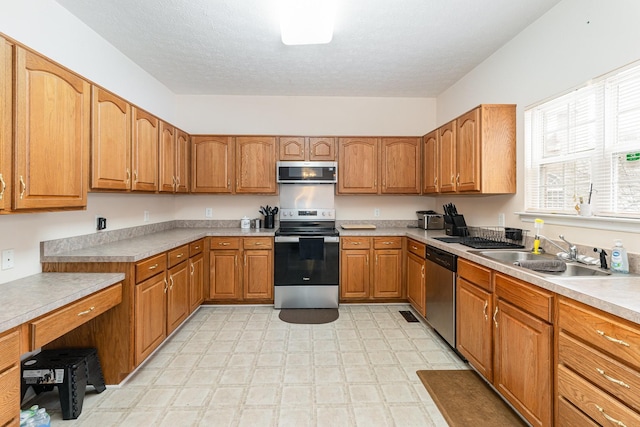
373,237,402,249
0,364,20,427
559,331,640,412
494,273,553,322
244,237,273,249
30,283,123,350
0,329,19,371
559,298,640,371
557,397,599,427
342,237,371,250
407,239,425,257
136,253,167,283
558,364,640,427
210,237,241,250
168,244,189,268
458,258,492,292
189,239,205,256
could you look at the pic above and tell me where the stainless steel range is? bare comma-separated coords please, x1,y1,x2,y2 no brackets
274,184,340,309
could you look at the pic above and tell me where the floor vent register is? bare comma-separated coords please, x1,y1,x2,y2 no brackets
399,310,419,323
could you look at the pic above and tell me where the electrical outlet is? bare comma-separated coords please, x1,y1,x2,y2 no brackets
498,213,505,227
374,208,380,217
144,211,150,222
205,208,213,218
97,217,107,231
2,249,15,270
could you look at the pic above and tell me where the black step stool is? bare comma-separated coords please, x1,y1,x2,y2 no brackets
21,348,106,420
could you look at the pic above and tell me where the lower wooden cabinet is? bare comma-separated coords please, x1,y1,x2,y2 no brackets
166,260,189,335
209,237,273,302
406,239,426,316
135,272,167,366
0,328,20,427
340,237,403,302
189,252,205,312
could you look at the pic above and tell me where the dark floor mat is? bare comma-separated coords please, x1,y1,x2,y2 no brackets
399,310,419,322
278,309,339,324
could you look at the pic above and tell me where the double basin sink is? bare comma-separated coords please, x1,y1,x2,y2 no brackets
470,250,611,278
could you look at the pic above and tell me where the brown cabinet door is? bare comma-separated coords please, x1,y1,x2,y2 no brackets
131,107,159,192
91,87,131,191
308,137,336,161
493,298,552,427
0,328,20,427
438,120,457,193
189,253,204,312
135,274,167,366
236,136,277,194
191,136,234,193
337,137,378,194
279,136,305,161
209,249,241,300
456,107,481,192
422,130,438,194
372,249,403,298
167,261,189,334
243,249,273,300
456,277,493,381
175,129,189,193
406,251,426,316
159,121,176,193
340,249,371,299
380,137,420,194
14,47,89,209
0,36,11,212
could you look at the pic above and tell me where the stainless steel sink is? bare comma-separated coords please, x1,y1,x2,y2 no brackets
470,250,611,277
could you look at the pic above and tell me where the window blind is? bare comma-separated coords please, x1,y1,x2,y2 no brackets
525,60,640,219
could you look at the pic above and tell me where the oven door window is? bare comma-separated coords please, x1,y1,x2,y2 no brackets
275,239,339,286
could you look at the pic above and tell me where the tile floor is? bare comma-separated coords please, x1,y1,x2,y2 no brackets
25,304,469,426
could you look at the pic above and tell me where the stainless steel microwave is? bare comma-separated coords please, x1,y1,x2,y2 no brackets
277,161,337,184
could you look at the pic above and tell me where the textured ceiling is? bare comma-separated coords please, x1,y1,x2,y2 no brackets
55,0,561,97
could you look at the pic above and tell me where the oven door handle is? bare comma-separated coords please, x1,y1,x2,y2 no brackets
275,236,340,243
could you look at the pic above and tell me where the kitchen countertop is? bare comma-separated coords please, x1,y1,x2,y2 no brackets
38,225,640,325
0,272,125,334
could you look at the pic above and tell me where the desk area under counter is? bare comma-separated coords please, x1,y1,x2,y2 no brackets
0,272,124,427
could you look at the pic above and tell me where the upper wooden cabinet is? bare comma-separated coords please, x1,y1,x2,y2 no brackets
422,129,439,194
235,136,277,194
380,137,420,194
431,104,515,195
175,129,189,193
131,107,159,192
337,137,378,194
279,136,336,161
159,122,189,193
91,87,131,191
191,136,234,193
0,36,12,212
14,47,89,210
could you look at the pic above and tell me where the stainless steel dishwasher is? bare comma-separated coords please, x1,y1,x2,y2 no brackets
425,245,458,349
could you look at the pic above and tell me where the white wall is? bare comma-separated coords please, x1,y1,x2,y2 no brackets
434,0,640,252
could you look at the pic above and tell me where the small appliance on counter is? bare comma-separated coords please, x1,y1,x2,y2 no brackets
442,203,468,236
416,210,445,230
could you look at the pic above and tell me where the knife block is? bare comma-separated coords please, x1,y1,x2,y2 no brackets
444,214,468,236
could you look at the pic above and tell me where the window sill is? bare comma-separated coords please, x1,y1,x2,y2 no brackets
517,212,640,233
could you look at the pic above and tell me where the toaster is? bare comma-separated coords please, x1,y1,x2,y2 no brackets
416,211,445,230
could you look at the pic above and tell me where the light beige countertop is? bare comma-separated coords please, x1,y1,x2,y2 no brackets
38,225,640,325
0,272,125,334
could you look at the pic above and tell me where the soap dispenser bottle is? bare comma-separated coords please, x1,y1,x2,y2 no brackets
611,240,629,273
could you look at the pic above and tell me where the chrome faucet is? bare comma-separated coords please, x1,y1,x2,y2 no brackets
559,235,578,261
536,234,577,261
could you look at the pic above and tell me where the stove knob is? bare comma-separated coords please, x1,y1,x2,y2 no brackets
321,212,326,217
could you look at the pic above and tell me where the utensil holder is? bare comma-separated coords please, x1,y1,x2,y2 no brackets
264,215,275,229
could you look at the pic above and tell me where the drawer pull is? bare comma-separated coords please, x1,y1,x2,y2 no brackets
483,300,488,321
595,405,627,427
351,242,362,245
493,307,499,328
254,242,263,245
77,306,95,316
219,242,230,246
194,246,200,250
176,253,184,258
596,330,630,347
412,246,418,250
148,263,159,270
382,241,392,245
596,368,631,389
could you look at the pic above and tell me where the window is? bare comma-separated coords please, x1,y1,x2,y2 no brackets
525,61,640,219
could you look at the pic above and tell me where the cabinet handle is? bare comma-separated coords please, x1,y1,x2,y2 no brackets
456,173,460,185
148,263,159,270
254,242,263,245
133,170,138,183
219,242,230,246
595,405,627,427
176,253,184,258
194,246,200,250
236,179,239,188
244,254,247,265
169,275,174,290
366,255,369,266
434,177,437,186
374,178,377,187
235,255,237,266
77,306,95,316
190,263,195,275
483,300,488,321
493,307,499,328
164,278,168,293
596,368,631,389
351,242,361,245
382,241,392,245
421,265,425,278
172,176,177,190
375,254,378,265
126,168,130,184
451,175,455,184
0,173,5,200
412,246,418,250
227,179,231,188
596,330,630,347
19,175,26,199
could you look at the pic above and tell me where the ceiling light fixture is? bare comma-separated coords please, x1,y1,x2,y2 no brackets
279,0,337,46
